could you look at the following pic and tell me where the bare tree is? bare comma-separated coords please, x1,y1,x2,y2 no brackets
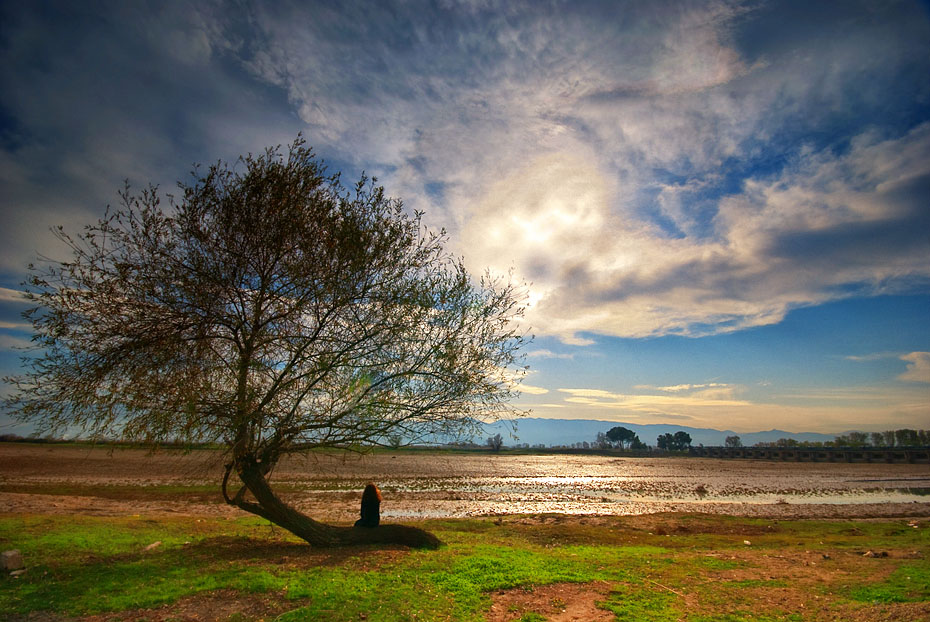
4,138,528,548
487,433,503,451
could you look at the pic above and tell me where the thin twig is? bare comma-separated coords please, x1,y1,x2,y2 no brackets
647,578,685,597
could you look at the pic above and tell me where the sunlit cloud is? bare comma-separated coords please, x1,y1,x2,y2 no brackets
559,386,750,410
635,383,728,393
899,352,930,384
518,384,550,396
463,124,930,341
556,384,929,433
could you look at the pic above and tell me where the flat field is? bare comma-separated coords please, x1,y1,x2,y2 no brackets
1,443,928,621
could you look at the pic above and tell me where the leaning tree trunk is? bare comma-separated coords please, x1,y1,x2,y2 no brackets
222,459,441,549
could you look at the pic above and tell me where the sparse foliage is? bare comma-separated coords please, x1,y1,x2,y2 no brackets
4,137,528,547
487,433,503,451
724,435,742,448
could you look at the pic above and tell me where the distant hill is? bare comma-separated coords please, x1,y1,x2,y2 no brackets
478,418,838,448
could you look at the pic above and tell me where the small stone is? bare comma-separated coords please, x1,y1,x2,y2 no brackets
1,550,24,571
743,540,751,546
144,541,162,551
10,568,27,577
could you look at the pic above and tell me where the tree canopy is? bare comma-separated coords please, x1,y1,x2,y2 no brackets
656,431,692,451
4,137,528,547
605,426,637,449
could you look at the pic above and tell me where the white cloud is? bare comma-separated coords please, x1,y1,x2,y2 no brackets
899,352,930,384
462,123,930,341
2,0,928,349
635,383,728,393
0,288,28,304
526,349,574,360
518,384,550,396
845,352,898,362
133,1,928,345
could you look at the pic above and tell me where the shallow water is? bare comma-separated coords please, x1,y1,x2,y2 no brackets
274,453,930,520
1,445,927,520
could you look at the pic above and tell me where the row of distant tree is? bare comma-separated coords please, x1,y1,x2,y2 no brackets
744,428,930,449
590,426,930,453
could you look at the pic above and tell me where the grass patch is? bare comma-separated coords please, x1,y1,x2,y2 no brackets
600,582,680,621
0,513,927,621
849,562,930,603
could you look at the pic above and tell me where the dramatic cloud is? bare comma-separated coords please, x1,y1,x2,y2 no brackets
225,0,930,342
2,1,928,433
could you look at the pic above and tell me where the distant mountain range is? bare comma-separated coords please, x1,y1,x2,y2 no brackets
478,417,838,448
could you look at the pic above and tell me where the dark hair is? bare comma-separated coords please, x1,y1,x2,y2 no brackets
362,482,382,503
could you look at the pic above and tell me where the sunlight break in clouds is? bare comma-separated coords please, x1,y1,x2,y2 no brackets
464,123,930,343
1,1,928,435
52,0,924,346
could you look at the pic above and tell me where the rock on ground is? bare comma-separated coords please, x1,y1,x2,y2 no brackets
2,549,24,571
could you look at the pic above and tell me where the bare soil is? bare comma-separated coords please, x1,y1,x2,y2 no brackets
485,582,614,622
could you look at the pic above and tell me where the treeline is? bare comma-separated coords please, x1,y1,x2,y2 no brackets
753,428,930,449
0,434,67,444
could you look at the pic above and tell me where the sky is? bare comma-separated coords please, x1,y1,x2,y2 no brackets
1,0,928,436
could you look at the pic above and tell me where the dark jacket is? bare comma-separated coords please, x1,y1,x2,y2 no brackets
354,484,381,527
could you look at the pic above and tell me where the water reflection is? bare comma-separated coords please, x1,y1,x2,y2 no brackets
284,454,930,520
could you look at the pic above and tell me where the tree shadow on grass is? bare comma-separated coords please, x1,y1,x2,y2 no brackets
182,535,412,570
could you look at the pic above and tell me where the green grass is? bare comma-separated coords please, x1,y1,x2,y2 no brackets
848,562,930,603
0,513,927,621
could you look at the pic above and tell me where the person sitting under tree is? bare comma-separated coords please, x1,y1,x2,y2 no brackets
354,483,381,528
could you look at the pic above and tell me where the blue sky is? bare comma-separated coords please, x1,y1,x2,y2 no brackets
1,0,928,435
